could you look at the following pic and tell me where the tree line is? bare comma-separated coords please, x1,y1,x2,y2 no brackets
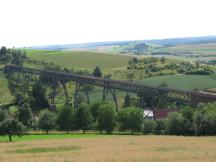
0,101,216,142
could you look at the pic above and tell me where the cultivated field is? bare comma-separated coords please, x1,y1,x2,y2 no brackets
27,50,130,69
138,74,216,90
0,134,216,162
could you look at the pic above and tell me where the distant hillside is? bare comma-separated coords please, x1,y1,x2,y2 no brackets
28,35,216,51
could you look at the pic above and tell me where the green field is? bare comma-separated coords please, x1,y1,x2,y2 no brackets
27,50,131,69
138,74,216,90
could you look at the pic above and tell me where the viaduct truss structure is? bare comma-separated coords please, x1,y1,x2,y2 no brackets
4,64,216,111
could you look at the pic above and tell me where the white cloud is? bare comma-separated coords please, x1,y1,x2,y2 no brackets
0,0,216,47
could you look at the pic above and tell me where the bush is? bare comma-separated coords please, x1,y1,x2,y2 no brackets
97,104,115,133
38,110,56,134
118,107,143,134
143,119,155,134
0,118,26,142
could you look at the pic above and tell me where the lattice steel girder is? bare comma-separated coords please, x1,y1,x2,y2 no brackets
74,83,90,110
4,64,216,105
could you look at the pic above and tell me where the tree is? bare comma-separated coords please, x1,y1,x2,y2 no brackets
31,82,49,110
57,106,75,133
0,118,26,142
38,110,56,134
75,104,91,133
154,119,168,135
145,67,150,74
0,108,9,122
158,81,168,87
160,56,166,64
18,103,33,128
167,112,193,135
123,93,131,108
0,46,7,56
118,107,143,134
90,102,101,122
143,119,155,134
194,112,216,135
132,57,138,64
97,104,115,133
93,66,102,78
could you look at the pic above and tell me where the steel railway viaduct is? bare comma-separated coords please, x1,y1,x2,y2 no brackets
4,64,216,111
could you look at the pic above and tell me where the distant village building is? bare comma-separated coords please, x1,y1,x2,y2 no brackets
144,109,179,120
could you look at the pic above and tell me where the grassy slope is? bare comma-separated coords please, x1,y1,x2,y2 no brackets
0,73,14,103
27,50,131,69
138,74,216,90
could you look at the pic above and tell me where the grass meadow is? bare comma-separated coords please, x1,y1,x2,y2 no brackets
0,134,215,162
138,74,216,91
27,50,131,69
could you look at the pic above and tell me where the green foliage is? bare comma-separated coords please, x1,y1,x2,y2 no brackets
160,56,166,64
118,107,143,134
0,118,26,142
75,104,91,133
38,110,56,134
93,66,102,78
194,106,216,136
97,104,115,133
123,93,131,108
57,106,75,133
167,112,193,135
31,82,49,110
18,103,33,128
154,119,168,135
143,119,155,134
0,108,9,122
90,102,101,121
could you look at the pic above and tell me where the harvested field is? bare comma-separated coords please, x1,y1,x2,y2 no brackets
0,135,216,162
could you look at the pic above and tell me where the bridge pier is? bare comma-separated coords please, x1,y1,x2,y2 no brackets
103,86,118,112
49,79,58,110
60,81,70,108
74,83,90,110
23,73,32,98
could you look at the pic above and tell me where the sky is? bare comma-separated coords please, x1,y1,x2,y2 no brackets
0,0,216,47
